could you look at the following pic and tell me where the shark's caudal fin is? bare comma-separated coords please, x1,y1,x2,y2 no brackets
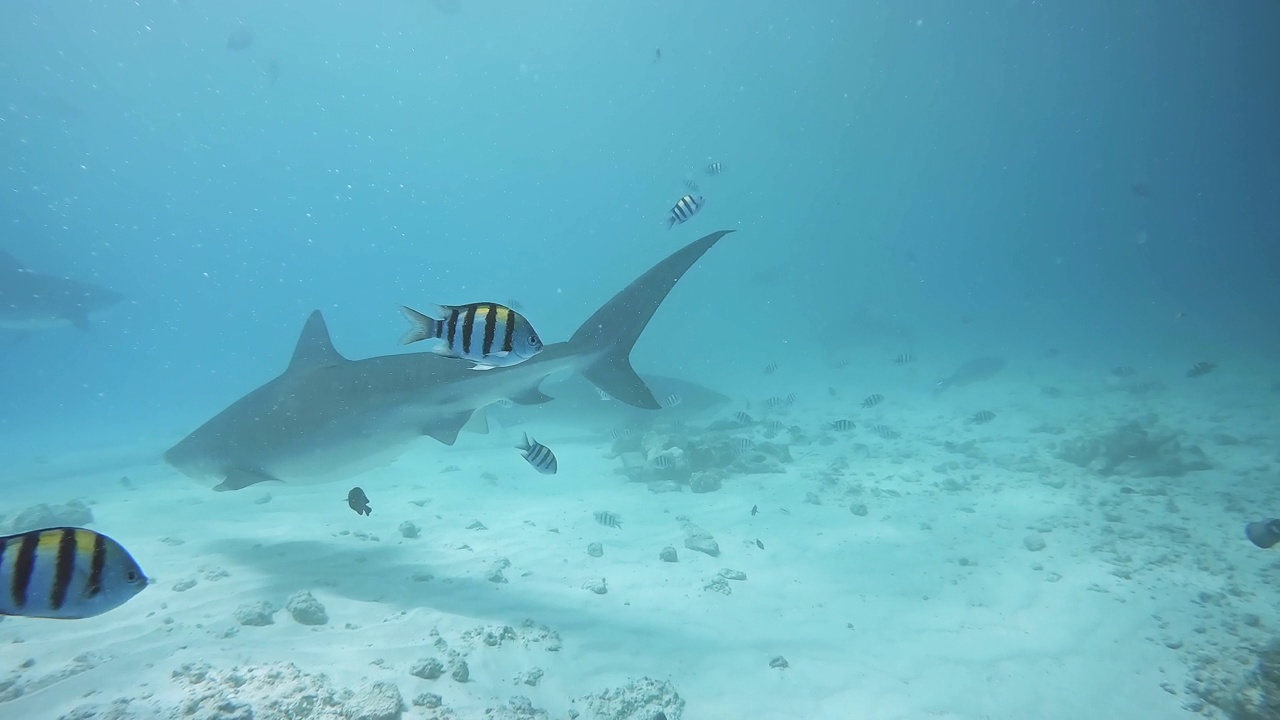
289,311,349,371
570,229,734,409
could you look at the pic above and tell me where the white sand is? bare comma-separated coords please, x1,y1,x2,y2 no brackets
2,360,1277,720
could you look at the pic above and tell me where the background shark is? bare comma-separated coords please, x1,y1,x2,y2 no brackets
164,230,734,491
0,249,125,332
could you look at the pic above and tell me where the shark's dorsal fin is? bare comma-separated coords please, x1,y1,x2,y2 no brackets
289,311,348,372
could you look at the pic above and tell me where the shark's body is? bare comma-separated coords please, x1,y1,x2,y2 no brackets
164,230,734,491
0,250,124,332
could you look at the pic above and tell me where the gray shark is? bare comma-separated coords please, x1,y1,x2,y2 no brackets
164,229,735,491
933,356,1007,394
0,249,125,332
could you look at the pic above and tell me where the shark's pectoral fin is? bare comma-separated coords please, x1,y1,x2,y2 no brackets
214,468,282,492
511,387,554,405
423,411,477,445
463,407,490,435
68,310,90,332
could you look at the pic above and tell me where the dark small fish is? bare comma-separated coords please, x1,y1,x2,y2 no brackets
763,362,779,375
1041,386,1063,398
734,410,755,424
828,419,855,431
1044,348,1061,358
517,434,558,474
751,504,758,516
594,510,622,529
755,539,764,549
967,410,996,425
1186,361,1216,378
832,359,850,369
893,353,915,366
1111,366,1136,378
347,487,371,515
653,48,662,63
861,393,884,409
705,161,724,176
226,25,253,51
1131,182,1151,198
875,424,900,440
665,194,704,229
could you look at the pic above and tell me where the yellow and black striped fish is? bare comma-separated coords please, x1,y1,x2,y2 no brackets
399,302,543,369
0,527,148,619
517,433,558,475
665,194,704,229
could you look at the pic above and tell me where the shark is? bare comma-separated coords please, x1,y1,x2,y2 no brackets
0,249,125,332
164,229,735,491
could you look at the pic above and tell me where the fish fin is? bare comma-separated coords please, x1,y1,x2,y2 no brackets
468,363,496,371
430,345,454,357
68,310,90,332
511,387,554,405
570,230,735,409
515,432,531,452
422,411,475,445
399,305,441,345
463,407,490,435
288,311,348,371
214,468,282,492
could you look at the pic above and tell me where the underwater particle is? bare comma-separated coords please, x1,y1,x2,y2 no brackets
583,578,608,595
1023,534,1047,552
587,542,604,557
769,655,789,669
233,601,276,626
285,591,328,626
399,521,420,539
411,657,445,680
659,546,678,562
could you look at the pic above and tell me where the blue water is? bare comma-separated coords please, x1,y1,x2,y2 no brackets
2,1,1279,716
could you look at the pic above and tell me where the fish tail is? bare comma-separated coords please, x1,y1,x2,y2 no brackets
399,305,442,345
515,432,531,452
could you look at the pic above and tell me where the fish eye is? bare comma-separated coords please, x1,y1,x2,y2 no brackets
528,334,540,346
126,569,140,583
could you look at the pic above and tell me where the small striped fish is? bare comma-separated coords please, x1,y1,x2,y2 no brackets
594,511,622,529
893,354,915,366
765,396,785,409
785,392,797,405
0,527,148,619
400,302,543,370
875,424,901,439
763,362,779,375
705,161,724,176
1186,361,1216,378
828,419,855,431
966,410,996,425
662,393,684,408
763,419,786,434
684,179,701,194
734,411,755,425
732,437,756,455
665,194,704,229
516,433,558,474
861,393,884,409
652,454,676,470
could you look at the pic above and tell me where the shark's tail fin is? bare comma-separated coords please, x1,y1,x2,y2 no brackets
569,230,734,409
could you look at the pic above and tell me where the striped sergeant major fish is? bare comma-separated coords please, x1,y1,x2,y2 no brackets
665,194,704,229
0,527,148,619
517,433,558,474
399,302,543,370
